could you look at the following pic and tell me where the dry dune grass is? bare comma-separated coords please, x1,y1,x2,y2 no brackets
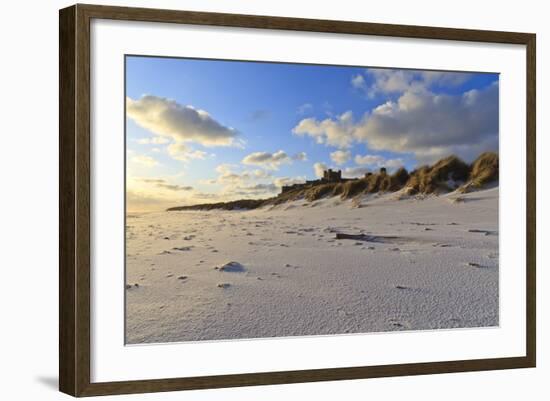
339,179,369,199
304,183,338,201
405,156,470,195
469,152,499,187
168,152,499,211
458,152,499,193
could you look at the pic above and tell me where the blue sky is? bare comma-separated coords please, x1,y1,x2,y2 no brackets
125,56,498,211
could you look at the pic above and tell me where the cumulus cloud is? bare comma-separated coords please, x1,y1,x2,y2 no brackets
137,136,170,145
292,152,308,161
242,150,292,169
385,159,406,169
293,111,355,148
236,183,278,193
127,95,238,146
139,178,193,191
313,162,328,178
295,81,498,163
351,74,366,89
252,169,272,179
330,150,351,165
355,82,499,163
354,154,404,170
167,143,207,162
213,164,247,184
354,154,384,165
208,164,271,186
131,154,158,167
273,177,306,187
421,71,473,87
342,166,371,179
358,68,473,98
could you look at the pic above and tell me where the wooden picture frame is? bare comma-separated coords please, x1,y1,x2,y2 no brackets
59,3,536,397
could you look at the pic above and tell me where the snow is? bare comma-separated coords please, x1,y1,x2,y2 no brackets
125,186,499,344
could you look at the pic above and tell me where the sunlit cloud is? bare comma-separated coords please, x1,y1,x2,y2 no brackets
167,143,208,162
293,111,355,148
139,178,193,192
273,177,306,187
313,162,328,179
354,68,473,98
294,81,498,163
330,150,351,165
127,95,238,146
342,166,370,179
242,150,292,170
131,154,159,167
136,136,170,145
292,152,308,161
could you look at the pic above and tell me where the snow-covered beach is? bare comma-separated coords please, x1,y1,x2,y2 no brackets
125,186,498,344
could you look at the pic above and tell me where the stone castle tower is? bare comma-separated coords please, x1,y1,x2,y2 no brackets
322,169,342,182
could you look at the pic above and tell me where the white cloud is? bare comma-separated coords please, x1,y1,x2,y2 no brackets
330,150,351,165
351,74,366,89
233,183,278,194
354,154,404,171
292,152,308,161
273,176,306,187
385,158,405,169
214,166,279,198
210,164,271,186
137,136,170,145
242,150,292,170
127,95,238,146
359,68,473,98
215,163,235,175
354,154,385,166
252,169,272,179
295,81,498,164
131,154,158,167
354,82,499,163
342,167,370,179
421,71,472,87
139,178,193,191
167,143,207,162
366,69,416,96
293,111,355,148
127,164,277,210
313,162,328,179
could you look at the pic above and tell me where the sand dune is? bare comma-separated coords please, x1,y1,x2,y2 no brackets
125,186,499,344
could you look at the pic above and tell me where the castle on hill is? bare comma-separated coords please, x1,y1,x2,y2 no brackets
281,169,344,193
280,168,388,194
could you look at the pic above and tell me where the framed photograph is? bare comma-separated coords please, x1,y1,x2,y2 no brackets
59,4,536,397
